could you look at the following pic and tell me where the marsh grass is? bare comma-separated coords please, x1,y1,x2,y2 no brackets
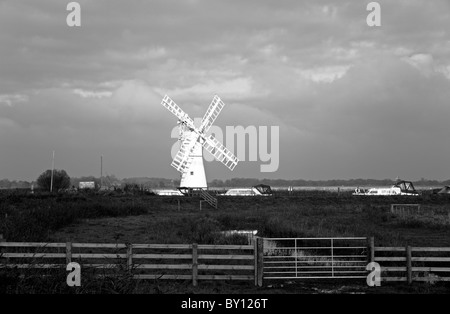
391,206,450,229
4,191,448,246
0,261,141,294
0,192,148,241
1,190,450,293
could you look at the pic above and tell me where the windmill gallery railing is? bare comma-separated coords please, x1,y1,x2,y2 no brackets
1,237,449,286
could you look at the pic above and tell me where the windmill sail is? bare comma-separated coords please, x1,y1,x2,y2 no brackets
199,95,225,134
204,135,238,171
161,95,195,128
171,132,198,172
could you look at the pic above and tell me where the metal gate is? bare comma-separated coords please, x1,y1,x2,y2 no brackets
263,237,369,279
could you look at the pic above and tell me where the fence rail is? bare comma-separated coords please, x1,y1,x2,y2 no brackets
390,204,421,216
374,246,450,283
2,237,450,286
0,241,255,286
200,189,218,209
262,237,369,280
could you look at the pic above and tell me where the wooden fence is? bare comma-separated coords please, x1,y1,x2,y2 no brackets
390,204,421,216
2,236,450,286
373,246,450,283
0,240,259,286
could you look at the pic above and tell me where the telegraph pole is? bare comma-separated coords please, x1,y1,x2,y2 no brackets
100,155,103,189
50,150,55,192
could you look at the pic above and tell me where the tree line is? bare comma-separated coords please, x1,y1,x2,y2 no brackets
2,173,450,191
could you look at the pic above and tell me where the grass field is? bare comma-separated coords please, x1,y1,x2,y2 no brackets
45,191,450,247
1,189,450,293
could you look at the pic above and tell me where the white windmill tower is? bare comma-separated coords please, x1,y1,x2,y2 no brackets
161,95,239,191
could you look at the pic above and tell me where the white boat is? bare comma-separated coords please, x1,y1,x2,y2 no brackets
153,189,184,196
224,184,273,196
353,180,419,196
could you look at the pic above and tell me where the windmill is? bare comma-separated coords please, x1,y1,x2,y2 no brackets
161,95,239,192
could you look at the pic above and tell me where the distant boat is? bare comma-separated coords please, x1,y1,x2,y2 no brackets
432,186,450,194
224,184,273,196
153,189,184,196
353,180,419,196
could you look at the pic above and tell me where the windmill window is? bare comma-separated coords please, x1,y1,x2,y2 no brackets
190,171,194,175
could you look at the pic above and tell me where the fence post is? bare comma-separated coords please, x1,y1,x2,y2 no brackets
0,235,6,263
367,237,375,263
66,242,72,265
406,245,412,284
192,243,198,287
127,243,133,273
0,234,5,253
331,238,334,277
256,237,264,287
254,238,258,286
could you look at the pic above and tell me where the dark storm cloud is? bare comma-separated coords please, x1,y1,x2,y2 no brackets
0,0,449,181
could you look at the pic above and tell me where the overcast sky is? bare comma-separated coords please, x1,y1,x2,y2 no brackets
1,0,450,182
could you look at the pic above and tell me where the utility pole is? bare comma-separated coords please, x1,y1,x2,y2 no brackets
50,150,55,192
100,154,103,189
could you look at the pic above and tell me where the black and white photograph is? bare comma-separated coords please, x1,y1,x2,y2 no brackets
1,0,449,303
